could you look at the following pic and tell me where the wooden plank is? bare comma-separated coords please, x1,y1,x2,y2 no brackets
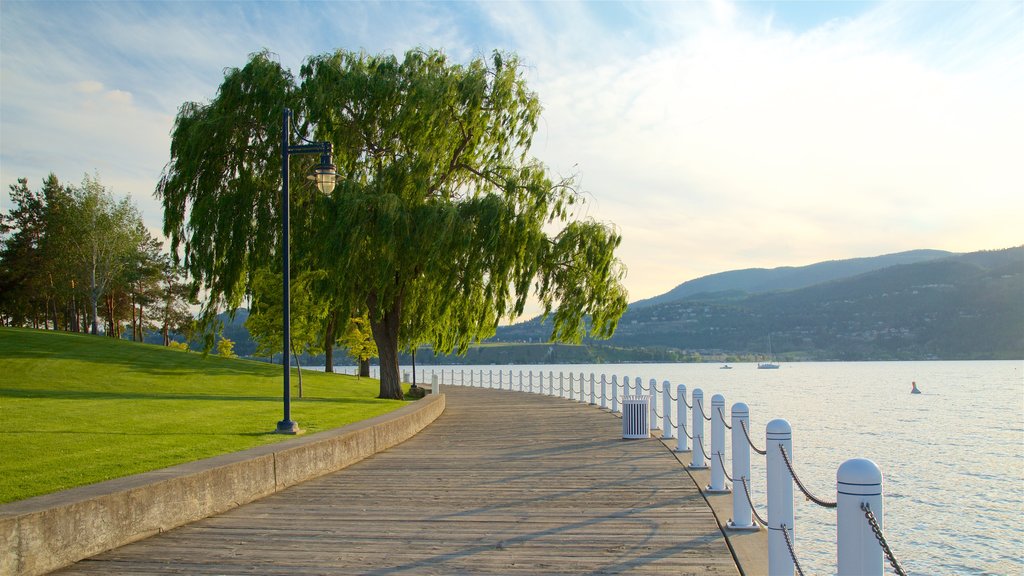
55,387,740,575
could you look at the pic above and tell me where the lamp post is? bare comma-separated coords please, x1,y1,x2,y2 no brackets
276,107,337,434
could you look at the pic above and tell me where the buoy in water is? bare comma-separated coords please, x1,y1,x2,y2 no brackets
911,381,921,394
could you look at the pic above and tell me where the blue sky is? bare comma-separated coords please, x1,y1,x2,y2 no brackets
1,1,1021,314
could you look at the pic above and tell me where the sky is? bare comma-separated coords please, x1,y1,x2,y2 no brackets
1,0,1022,316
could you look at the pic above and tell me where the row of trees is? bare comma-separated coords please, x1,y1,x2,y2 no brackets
0,174,195,343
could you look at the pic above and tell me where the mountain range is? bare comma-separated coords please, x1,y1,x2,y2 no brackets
492,247,1023,361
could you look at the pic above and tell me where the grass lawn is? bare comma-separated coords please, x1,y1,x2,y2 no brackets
0,327,408,504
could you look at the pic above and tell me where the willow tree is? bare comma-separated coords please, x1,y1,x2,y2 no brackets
159,49,627,400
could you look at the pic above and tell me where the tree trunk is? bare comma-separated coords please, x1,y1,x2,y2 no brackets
368,295,403,400
323,312,336,373
291,344,303,399
130,293,137,340
359,358,370,378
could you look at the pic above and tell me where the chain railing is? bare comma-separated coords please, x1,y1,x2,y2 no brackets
781,523,806,576
740,419,767,455
717,407,733,429
779,445,837,508
862,503,907,576
739,476,767,526
427,367,907,575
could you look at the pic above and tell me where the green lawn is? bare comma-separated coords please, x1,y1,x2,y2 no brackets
0,327,407,504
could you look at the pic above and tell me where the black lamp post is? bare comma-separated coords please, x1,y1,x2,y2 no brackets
276,107,337,434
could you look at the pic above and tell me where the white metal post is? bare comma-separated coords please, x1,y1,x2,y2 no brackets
728,402,757,531
690,389,707,469
676,384,689,452
611,375,619,413
662,381,673,437
589,373,596,405
837,458,884,575
708,394,729,493
600,374,607,409
432,374,440,395
766,418,795,576
578,372,585,403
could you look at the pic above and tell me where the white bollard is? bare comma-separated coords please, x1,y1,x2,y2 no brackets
559,372,564,398
432,374,440,395
518,371,523,392
635,377,642,399
676,384,689,452
611,375,619,413
578,372,585,403
528,371,533,394
649,379,660,430
600,374,607,409
662,381,673,438
548,371,554,396
589,373,596,405
766,419,795,576
690,389,707,469
728,403,757,531
707,394,729,493
837,458,884,575
623,375,630,396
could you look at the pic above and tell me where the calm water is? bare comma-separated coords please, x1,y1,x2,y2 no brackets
328,361,1024,575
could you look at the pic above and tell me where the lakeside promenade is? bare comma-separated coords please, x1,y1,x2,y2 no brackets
56,386,740,574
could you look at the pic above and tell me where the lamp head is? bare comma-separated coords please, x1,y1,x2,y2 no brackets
308,144,338,194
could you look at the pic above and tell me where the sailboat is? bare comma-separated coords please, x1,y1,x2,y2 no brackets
757,334,780,369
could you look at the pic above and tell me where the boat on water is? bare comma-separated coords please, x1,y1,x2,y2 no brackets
720,364,733,370
757,334,780,369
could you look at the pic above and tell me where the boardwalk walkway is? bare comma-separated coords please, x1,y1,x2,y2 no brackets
57,386,739,575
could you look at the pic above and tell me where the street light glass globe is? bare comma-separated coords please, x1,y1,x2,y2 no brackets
311,164,337,194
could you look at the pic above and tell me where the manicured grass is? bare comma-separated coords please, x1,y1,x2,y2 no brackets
0,327,407,504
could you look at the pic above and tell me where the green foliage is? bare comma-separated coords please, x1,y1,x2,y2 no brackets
159,48,629,399
167,340,189,352
0,327,406,503
341,315,377,361
245,268,329,359
216,337,237,358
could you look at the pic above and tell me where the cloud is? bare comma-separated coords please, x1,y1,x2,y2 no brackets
2,0,1021,310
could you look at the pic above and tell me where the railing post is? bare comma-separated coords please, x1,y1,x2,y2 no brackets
559,372,564,398
432,373,440,395
649,379,660,430
766,419,795,576
589,373,596,405
600,374,608,409
676,384,689,452
528,371,533,394
635,377,642,400
837,458,884,575
548,371,554,396
578,372,585,403
662,381,673,437
708,394,729,493
623,374,630,396
611,375,619,413
728,402,757,531
690,389,707,469
518,371,523,392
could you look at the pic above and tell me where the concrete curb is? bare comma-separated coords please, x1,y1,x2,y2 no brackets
0,393,445,576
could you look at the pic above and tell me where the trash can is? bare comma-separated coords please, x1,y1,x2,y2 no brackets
623,395,651,439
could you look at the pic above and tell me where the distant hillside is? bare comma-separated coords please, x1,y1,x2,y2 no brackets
494,247,1023,360
630,249,952,308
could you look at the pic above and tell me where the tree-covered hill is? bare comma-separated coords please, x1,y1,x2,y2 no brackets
495,247,1024,360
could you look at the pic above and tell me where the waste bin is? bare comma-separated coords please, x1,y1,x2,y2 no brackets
623,395,651,439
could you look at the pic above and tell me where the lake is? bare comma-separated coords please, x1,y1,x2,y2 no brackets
320,361,1024,575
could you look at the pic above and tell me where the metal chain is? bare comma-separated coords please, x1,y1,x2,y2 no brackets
740,419,767,455
780,523,806,576
668,389,678,402
739,476,767,526
696,399,712,421
718,407,733,429
862,502,908,576
680,420,694,440
779,445,837,508
684,396,692,409
716,451,734,482
696,434,712,461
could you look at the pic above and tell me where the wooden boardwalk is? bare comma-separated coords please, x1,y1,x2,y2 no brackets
57,386,739,575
